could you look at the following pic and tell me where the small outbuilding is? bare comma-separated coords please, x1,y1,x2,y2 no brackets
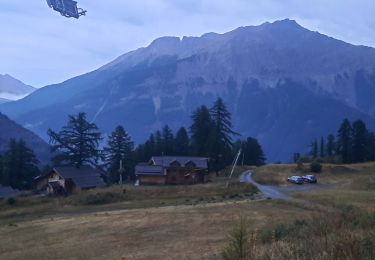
35,165,105,195
136,156,209,185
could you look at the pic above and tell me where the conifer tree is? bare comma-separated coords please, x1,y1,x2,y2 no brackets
337,119,352,163
162,125,174,155
104,125,134,183
352,120,369,163
1,139,40,189
241,137,266,166
210,98,238,173
154,130,163,156
190,105,214,156
310,140,318,159
48,112,102,166
174,127,190,156
320,137,325,158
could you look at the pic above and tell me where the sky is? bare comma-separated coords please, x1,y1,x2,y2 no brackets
1,0,375,88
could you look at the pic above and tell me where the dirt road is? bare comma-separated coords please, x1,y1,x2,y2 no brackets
240,170,325,201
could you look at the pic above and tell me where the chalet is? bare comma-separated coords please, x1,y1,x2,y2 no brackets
136,156,209,185
0,185,18,199
35,165,105,195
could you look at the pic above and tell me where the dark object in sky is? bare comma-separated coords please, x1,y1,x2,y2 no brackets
46,0,87,19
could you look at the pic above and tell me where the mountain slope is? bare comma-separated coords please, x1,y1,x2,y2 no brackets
0,113,50,165
1,19,375,161
0,74,35,101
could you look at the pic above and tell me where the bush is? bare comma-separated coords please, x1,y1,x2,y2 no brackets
260,229,273,243
360,235,375,259
79,192,123,205
221,217,256,260
7,197,16,205
224,208,375,260
310,161,322,173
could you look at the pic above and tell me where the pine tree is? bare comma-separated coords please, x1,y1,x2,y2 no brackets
48,112,102,166
143,134,156,159
337,119,353,163
162,125,174,155
2,139,40,190
154,130,163,156
210,98,238,173
210,98,237,146
104,125,134,184
174,127,190,156
190,105,214,156
242,137,266,166
326,134,336,157
352,120,369,163
320,137,325,158
310,140,318,159
368,133,375,161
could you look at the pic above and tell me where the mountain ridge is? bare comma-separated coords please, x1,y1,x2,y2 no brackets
1,19,375,161
0,112,50,165
0,74,35,101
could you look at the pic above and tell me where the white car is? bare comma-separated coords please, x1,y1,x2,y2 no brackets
287,176,304,184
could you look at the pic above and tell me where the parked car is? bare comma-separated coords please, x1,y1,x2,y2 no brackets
302,175,317,183
287,176,304,184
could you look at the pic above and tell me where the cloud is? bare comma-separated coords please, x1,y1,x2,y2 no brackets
0,0,374,87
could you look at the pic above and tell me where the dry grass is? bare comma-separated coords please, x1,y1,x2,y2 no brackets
0,163,374,259
293,188,375,211
0,200,310,260
252,162,375,187
0,178,258,224
221,205,375,260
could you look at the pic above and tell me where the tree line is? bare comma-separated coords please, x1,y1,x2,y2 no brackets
0,139,40,190
0,98,266,189
295,119,375,164
135,98,266,174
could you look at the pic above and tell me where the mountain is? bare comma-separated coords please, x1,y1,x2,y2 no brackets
0,113,50,165
0,74,36,101
1,19,375,162
0,98,10,104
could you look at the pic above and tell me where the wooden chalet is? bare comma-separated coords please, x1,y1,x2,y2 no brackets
35,165,105,195
135,156,209,185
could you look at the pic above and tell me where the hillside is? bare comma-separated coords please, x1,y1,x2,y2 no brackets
1,19,375,161
0,74,35,101
0,113,50,165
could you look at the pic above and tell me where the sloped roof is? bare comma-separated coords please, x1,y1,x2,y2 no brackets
54,165,105,188
0,185,18,199
151,156,208,169
135,165,165,176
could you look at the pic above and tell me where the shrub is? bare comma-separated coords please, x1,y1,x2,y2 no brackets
7,197,16,205
79,192,122,205
360,235,375,259
260,229,273,243
310,161,322,173
221,217,256,260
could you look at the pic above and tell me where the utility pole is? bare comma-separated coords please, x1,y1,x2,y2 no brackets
226,149,242,188
119,159,125,185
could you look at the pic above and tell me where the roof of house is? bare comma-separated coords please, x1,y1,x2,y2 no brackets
54,165,105,188
135,165,165,176
151,156,208,169
0,185,18,199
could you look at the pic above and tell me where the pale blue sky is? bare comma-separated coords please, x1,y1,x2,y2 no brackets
1,0,374,87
